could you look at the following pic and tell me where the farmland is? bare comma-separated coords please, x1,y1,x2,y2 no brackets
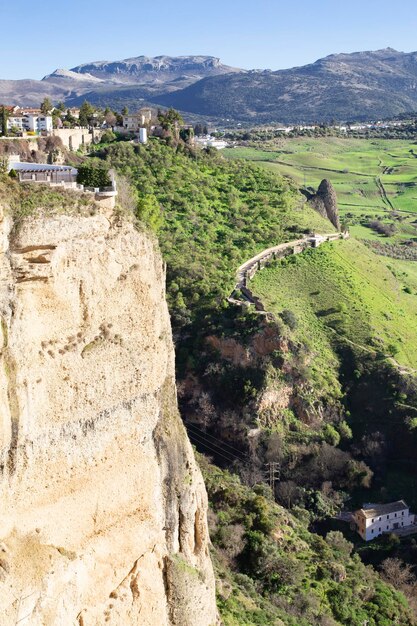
225,137,417,242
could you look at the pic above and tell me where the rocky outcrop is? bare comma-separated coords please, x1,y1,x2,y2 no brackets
306,179,340,230
0,204,217,625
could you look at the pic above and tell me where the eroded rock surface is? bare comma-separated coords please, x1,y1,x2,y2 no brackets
0,208,217,625
306,179,340,230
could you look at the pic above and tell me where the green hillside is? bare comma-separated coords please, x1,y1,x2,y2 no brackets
251,238,417,369
202,457,415,626
93,136,417,624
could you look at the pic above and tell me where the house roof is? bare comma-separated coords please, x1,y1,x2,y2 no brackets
357,500,409,519
10,162,77,174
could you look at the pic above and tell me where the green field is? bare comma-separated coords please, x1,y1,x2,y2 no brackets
251,239,417,369
225,138,417,212
225,138,417,244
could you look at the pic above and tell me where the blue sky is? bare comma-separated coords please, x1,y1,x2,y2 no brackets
3,0,417,79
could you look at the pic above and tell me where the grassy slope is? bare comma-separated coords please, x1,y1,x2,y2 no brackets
251,239,417,369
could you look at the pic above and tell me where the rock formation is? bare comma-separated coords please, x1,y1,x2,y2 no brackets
306,179,340,230
0,201,217,625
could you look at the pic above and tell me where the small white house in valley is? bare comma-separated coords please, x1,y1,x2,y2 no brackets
354,500,415,541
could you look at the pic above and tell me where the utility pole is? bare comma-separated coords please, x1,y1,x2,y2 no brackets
265,462,280,494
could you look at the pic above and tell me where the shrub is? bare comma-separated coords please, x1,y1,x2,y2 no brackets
280,309,297,330
76,162,111,188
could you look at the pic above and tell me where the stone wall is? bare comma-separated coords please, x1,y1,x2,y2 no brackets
52,128,103,151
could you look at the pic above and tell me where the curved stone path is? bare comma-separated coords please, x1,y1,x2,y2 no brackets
228,232,349,307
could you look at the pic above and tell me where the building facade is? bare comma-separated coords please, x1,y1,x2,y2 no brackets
122,108,152,131
354,500,415,541
7,114,53,134
10,161,77,185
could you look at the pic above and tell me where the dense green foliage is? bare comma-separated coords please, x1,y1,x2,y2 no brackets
102,140,329,327
201,456,415,626
76,161,112,188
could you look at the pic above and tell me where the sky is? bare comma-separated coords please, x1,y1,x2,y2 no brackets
2,0,417,80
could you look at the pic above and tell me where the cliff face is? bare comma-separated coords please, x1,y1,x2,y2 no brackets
307,179,340,230
0,206,217,625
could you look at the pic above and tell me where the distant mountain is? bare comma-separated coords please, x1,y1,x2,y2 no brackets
0,55,241,107
151,48,417,123
69,55,242,84
3,49,417,123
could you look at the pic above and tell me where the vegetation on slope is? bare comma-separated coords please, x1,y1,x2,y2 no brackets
251,240,417,508
252,239,417,368
96,136,417,622
0,175,98,223
101,140,330,328
201,456,415,626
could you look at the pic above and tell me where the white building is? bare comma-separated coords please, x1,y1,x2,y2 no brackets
194,136,228,150
354,500,415,541
7,114,53,134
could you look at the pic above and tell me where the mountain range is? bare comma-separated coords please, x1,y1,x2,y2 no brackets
2,49,417,123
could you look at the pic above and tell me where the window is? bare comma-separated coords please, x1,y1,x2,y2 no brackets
387,515,390,519
402,511,404,516
379,517,381,521
395,513,397,518
372,518,374,523
371,529,374,534
387,526,389,530
379,527,381,532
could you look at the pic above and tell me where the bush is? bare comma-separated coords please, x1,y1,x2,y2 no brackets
76,162,111,188
100,130,117,144
280,309,297,330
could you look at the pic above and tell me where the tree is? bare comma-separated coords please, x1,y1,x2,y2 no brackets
137,193,163,232
121,106,129,116
76,162,111,188
157,108,184,132
40,97,52,115
280,309,297,330
0,106,8,136
64,109,77,128
79,101,95,127
104,110,117,128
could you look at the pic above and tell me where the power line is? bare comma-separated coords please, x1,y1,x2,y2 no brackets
186,428,244,465
185,421,247,461
186,427,241,461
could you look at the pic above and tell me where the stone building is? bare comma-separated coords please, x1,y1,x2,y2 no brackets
122,108,153,131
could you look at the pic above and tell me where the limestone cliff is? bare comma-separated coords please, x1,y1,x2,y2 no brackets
0,202,217,625
305,179,340,230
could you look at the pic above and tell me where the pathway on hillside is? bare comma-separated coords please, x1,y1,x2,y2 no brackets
229,232,347,304
228,233,417,376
